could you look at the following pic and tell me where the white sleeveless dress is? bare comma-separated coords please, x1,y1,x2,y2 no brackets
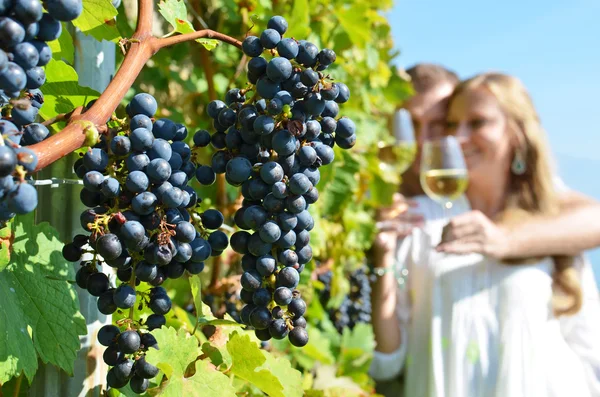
369,195,600,397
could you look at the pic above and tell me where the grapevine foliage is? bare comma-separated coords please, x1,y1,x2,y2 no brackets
0,0,411,394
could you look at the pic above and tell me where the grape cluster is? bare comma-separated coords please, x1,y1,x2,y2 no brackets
318,267,372,334
1,0,83,133
0,0,83,101
0,116,40,224
62,93,228,393
0,0,84,224
191,15,356,348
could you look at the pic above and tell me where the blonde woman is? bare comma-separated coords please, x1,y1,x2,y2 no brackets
370,73,600,397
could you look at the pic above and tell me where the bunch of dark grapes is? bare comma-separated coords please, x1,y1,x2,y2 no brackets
0,0,84,140
62,93,229,394
0,0,84,224
0,117,39,223
191,15,356,348
318,267,372,334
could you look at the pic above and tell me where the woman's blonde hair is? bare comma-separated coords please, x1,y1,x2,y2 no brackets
450,72,582,316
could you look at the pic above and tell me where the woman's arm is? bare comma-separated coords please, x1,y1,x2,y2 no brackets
436,192,600,259
371,245,402,353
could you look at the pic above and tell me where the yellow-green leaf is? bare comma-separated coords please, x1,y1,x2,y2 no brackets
227,331,303,397
39,59,99,120
47,23,74,64
72,0,121,43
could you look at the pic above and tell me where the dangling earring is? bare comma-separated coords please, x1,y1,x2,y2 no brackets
511,150,526,175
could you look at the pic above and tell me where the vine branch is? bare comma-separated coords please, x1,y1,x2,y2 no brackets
28,2,242,172
153,30,242,51
41,107,83,127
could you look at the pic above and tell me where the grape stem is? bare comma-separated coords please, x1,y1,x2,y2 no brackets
41,107,83,127
27,0,242,172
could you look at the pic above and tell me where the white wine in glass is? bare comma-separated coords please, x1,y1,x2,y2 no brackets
378,109,417,177
420,136,468,210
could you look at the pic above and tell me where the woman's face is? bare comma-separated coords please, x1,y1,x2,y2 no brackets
445,87,513,185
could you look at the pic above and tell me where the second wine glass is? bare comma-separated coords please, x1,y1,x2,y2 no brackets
420,136,469,214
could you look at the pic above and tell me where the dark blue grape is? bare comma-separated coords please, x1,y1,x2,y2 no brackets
45,0,83,21
335,133,356,149
296,41,318,67
260,28,280,49
207,230,228,251
225,157,252,185
0,63,26,93
267,15,288,35
271,130,296,156
153,118,177,140
125,170,149,193
148,138,172,161
273,287,292,306
146,158,171,183
242,35,263,57
334,82,350,103
266,57,292,83
193,129,211,146
12,42,39,69
276,267,299,289
130,114,153,130
230,230,250,254
256,77,280,99
7,182,37,214
109,135,131,156
190,237,211,262
201,209,223,229
131,191,157,215
252,288,271,306
258,220,281,244
276,38,298,59
129,93,157,117
113,285,136,309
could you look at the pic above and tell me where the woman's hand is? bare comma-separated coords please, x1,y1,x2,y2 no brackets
373,193,423,260
436,210,511,259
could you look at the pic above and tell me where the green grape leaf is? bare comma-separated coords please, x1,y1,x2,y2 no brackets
0,213,86,384
285,0,310,39
339,323,375,378
40,59,100,120
72,0,121,43
336,3,371,49
47,23,74,64
320,149,360,216
227,331,303,397
342,208,376,252
144,327,199,380
158,0,219,50
144,327,234,396
0,220,13,271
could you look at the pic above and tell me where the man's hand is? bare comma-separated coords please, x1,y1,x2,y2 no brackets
436,210,511,259
373,193,423,258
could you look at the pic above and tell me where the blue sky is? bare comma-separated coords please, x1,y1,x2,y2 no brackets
388,0,600,278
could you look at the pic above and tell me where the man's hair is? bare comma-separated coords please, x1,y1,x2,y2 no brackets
405,63,459,93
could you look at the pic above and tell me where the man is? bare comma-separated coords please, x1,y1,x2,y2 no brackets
399,63,459,198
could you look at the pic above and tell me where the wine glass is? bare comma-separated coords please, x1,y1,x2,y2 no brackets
378,109,417,179
420,136,468,216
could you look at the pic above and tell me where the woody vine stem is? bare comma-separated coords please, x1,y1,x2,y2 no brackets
27,0,242,172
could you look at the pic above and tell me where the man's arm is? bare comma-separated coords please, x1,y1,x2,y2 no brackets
503,192,600,258
437,191,600,259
